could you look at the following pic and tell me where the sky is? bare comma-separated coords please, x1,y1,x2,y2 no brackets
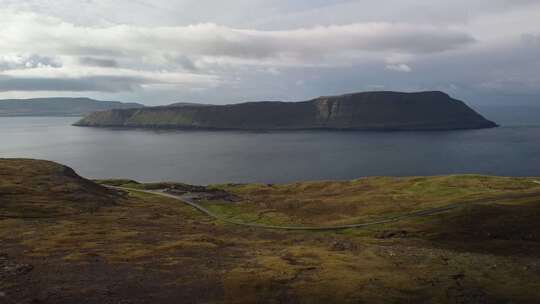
0,0,539,106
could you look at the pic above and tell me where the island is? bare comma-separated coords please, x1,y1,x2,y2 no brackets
74,91,497,131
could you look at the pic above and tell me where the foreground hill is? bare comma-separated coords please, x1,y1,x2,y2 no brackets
0,159,119,217
74,91,497,131
0,97,144,116
2,159,540,303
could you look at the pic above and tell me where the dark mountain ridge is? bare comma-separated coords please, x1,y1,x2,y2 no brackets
0,97,144,116
74,91,497,131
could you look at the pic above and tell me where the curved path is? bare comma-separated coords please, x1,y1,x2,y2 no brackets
109,186,463,231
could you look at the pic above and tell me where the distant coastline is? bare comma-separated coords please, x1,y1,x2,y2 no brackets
0,97,143,117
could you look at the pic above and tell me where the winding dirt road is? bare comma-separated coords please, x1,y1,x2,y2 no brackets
3,180,539,225
110,186,464,231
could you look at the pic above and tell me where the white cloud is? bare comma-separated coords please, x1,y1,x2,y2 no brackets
0,53,61,70
385,64,412,73
0,10,475,60
0,2,539,105
265,67,281,75
0,9,475,94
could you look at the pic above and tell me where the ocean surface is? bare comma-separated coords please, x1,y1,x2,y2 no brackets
1,116,539,184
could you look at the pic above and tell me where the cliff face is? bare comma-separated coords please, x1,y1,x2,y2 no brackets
74,91,497,131
309,91,496,129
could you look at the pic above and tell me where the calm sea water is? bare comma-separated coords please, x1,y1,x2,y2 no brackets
0,116,539,184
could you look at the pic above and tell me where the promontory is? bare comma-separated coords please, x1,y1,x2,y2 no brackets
0,97,143,116
74,91,497,131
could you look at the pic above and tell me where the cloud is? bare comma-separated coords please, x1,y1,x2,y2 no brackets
5,0,538,29
0,64,220,93
0,9,476,94
79,57,118,68
173,56,198,71
0,10,474,62
0,75,142,92
0,54,61,71
385,64,412,73
0,2,539,105
522,33,540,47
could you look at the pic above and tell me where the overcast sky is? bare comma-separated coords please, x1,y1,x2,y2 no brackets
0,0,539,105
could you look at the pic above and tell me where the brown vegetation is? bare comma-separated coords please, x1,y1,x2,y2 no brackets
1,159,540,303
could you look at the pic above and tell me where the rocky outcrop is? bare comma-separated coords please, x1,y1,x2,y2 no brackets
74,91,497,131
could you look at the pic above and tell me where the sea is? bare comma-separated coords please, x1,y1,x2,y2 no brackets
1,111,539,184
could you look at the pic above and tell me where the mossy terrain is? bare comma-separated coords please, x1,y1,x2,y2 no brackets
0,159,119,218
2,159,540,303
204,175,540,226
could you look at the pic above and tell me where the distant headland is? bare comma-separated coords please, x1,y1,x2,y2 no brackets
74,91,498,131
0,97,144,117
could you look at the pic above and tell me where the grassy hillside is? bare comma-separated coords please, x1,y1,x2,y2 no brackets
0,159,120,217
205,175,540,226
2,159,540,303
